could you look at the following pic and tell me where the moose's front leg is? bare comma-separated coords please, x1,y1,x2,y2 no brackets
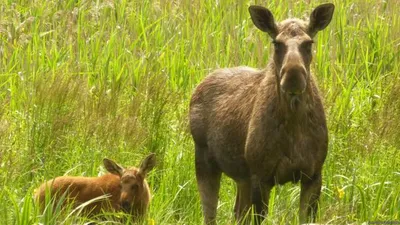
251,175,273,225
234,180,252,223
299,173,322,224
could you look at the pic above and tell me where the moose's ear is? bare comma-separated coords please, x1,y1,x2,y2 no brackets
103,158,124,177
249,5,278,38
308,3,335,37
138,153,156,178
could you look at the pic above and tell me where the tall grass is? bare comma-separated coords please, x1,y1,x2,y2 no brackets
0,0,399,224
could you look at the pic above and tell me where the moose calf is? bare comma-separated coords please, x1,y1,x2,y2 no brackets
35,153,156,219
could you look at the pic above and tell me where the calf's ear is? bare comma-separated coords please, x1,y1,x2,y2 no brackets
103,158,124,177
138,153,156,177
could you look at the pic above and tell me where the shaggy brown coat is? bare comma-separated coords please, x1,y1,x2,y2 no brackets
190,3,334,225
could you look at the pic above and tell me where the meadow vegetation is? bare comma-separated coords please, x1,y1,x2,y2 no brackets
0,0,399,224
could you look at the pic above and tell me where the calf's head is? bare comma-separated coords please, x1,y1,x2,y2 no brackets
249,3,334,108
103,153,156,213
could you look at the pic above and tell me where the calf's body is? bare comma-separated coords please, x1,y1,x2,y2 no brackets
35,174,124,214
190,4,334,224
35,154,156,219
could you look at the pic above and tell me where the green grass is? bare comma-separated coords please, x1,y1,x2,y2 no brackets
0,0,399,224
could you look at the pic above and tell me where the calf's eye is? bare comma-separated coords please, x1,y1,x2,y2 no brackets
131,184,138,191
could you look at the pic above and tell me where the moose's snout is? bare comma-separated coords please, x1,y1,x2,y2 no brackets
121,200,131,211
280,65,307,96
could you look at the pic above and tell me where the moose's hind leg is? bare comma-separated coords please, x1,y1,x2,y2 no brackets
195,145,222,225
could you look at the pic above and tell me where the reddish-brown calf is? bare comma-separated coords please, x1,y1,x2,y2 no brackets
35,153,156,219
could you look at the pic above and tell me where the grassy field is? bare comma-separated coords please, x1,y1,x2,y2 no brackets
0,0,399,224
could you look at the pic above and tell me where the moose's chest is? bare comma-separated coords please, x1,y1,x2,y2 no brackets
264,119,327,184
273,133,314,184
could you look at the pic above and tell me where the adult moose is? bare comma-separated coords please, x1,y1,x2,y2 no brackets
189,3,334,224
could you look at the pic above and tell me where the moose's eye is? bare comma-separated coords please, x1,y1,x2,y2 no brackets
301,40,314,53
131,184,138,191
272,40,285,52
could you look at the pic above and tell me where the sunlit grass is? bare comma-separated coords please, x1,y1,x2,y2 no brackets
0,0,399,224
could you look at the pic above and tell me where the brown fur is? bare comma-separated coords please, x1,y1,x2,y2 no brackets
35,154,156,220
189,4,334,225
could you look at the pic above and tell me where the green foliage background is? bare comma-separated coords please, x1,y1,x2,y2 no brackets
0,0,399,224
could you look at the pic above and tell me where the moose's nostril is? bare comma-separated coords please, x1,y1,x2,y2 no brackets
121,201,130,210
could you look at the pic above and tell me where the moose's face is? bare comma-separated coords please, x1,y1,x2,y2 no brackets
118,169,143,212
103,153,156,212
249,4,334,108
